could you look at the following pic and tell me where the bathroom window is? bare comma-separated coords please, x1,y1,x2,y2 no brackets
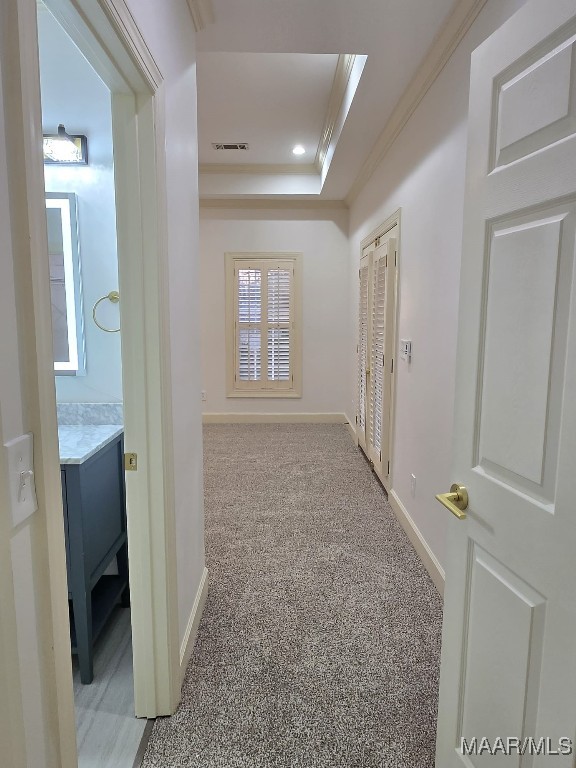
46,193,86,375
225,252,302,397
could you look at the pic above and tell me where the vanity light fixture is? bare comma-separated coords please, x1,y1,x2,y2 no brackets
43,124,88,165
292,144,305,156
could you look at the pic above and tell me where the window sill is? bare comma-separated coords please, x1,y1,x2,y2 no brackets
226,390,302,399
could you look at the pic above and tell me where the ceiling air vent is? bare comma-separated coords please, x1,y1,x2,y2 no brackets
212,142,249,150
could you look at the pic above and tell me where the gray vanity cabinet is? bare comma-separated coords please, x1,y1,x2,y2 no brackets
60,432,129,684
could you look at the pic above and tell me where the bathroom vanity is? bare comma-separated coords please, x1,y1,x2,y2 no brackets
59,425,129,684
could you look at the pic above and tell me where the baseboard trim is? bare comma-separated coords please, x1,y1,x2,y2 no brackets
202,412,347,424
179,566,208,683
388,490,445,597
345,416,358,445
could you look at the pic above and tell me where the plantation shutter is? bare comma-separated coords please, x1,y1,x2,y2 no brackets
233,258,296,391
267,266,291,383
237,267,262,381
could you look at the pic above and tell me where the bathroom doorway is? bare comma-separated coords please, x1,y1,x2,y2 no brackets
37,5,145,764
35,0,181,764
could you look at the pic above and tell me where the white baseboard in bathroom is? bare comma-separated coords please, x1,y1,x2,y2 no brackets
179,567,208,683
388,490,445,597
202,412,347,424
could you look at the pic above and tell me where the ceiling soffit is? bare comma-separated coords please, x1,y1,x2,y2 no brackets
199,53,360,180
196,0,490,202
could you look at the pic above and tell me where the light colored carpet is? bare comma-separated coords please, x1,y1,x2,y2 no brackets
142,424,443,767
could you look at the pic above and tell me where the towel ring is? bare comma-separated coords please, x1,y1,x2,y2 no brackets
93,291,120,333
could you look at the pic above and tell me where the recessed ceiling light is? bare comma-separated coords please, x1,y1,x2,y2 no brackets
292,145,305,156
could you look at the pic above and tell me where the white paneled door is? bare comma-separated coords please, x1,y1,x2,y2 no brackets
436,0,576,765
357,229,397,486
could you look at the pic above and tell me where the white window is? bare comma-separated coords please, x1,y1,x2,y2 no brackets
225,252,302,397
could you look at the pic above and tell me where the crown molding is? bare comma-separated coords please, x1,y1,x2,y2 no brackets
346,0,488,205
199,163,318,176
315,54,357,172
186,0,214,32
199,198,348,211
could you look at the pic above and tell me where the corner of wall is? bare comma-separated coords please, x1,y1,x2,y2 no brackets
179,566,209,683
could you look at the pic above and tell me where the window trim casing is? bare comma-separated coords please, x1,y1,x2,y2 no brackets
225,252,302,398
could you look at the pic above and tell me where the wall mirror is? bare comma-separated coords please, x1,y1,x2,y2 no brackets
45,192,86,375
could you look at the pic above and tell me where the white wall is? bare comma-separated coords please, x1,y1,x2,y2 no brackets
200,206,350,416
125,0,205,646
38,8,122,404
348,0,527,570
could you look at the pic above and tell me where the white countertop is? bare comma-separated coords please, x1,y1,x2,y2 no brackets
58,425,123,464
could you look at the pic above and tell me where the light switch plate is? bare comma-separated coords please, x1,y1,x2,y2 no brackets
4,433,38,527
400,339,412,362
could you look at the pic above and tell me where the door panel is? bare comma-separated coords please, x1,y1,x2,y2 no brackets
460,546,546,766
380,237,396,480
493,35,576,169
357,229,398,484
477,211,571,493
369,238,396,479
357,254,370,452
436,1,576,764
369,244,386,469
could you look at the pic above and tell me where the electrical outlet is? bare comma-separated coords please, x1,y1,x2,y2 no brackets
201,390,207,402
410,473,416,498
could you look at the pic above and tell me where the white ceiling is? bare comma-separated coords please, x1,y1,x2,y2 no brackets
197,53,339,166
195,0,460,201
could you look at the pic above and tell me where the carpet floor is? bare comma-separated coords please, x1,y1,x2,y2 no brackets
141,424,443,768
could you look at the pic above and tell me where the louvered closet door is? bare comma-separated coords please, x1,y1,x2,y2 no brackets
357,252,371,451
375,238,396,480
357,234,397,485
369,241,388,476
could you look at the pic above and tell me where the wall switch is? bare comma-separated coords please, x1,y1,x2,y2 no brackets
400,339,412,363
5,434,38,527
410,473,416,498
201,390,207,402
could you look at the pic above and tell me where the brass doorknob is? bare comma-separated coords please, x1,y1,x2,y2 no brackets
435,484,468,520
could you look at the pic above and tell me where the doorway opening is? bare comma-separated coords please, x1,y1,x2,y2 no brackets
33,0,181,762
37,4,146,763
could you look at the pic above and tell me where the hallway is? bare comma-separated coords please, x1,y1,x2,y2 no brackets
142,424,443,767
